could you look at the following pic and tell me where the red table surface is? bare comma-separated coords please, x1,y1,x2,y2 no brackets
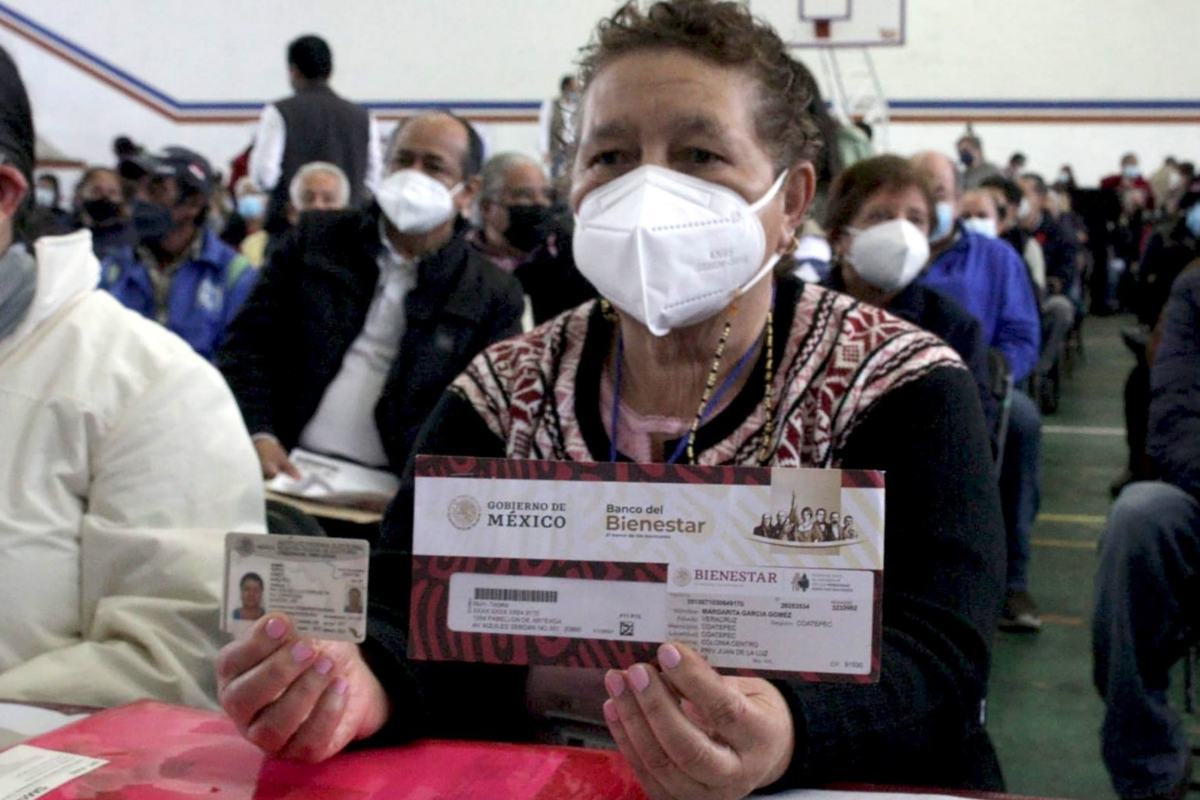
18,701,1070,800
26,701,645,800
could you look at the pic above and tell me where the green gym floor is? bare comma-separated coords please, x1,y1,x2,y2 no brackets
986,313,1194,799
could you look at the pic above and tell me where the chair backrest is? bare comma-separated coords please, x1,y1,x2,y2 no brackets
265,499,328,537
988,348,1015,478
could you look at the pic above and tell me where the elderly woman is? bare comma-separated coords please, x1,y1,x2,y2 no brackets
821,155,997,432
215,1,1004,795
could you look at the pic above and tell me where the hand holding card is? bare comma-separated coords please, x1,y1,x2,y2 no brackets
222,533,369,643
215,613,391,762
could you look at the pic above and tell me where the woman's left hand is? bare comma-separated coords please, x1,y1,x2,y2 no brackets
603,642,795,800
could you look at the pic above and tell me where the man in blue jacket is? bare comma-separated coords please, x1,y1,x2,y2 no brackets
1094,265,1200,800
913,151,1045,632
99,148,257,361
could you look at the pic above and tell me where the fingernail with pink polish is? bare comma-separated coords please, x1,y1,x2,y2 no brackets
265,618,286,639
628,664,651,693
332,678,349,696
290,642,314,663
659,644,682,670
603,700,619,723
605,670,626,698
314,656,333,676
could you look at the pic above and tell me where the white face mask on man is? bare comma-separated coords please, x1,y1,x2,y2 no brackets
844,218,931,294
375,169,462,234
572,165,788,337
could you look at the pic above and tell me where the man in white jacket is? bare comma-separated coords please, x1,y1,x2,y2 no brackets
0,47,265,709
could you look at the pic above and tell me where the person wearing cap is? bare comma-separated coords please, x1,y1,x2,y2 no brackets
97,147,258,362
0,45,265,708
249,35,382,233
218,111,524,485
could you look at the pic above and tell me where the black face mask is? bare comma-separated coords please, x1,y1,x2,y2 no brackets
503,204,554,253
82,198,122,226
130,199,174,246
959,150,975,167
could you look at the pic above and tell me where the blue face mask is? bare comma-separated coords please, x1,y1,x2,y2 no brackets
238,195,266,220
930,201,955,242
1186,204,1200,238
1123,164,1141,180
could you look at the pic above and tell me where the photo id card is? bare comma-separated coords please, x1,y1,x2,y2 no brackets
222,533,369,642
410,457,885,682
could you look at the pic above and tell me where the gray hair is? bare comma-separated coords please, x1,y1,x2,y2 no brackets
288,161,350,209
479,151,543,204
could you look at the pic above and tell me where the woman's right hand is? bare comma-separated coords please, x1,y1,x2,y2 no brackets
216,614,391,762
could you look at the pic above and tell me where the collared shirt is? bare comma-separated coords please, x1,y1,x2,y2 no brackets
138,233,206,325
248,102,383,195
296,222,417,467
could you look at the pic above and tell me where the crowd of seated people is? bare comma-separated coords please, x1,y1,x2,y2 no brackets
10,1,1200,798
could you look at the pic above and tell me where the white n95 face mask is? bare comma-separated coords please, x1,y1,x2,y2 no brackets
376,169,461,234
572,165,788,337
845,218,931,293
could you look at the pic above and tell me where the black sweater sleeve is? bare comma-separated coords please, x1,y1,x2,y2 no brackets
770,365,1006,790
365,367,1006,791
361,389,535,744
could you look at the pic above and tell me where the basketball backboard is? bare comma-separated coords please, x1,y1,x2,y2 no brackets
747,0,906,48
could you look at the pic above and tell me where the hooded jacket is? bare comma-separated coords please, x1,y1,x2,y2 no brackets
0,229,264,708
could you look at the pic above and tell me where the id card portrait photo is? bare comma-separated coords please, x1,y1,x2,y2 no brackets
222,533,369,643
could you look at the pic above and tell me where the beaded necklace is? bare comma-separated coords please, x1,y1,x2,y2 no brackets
606,289,776,466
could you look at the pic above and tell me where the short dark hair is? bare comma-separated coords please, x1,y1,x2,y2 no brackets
240,572,264,589
560,74,576,93
389,112,486,181
288,35,333,81
37,173,59,191
577,0,821,171
980,175,1023,207
957,134,982,150
1009,152,1026,166
113,136,140,159
1020,172,1048,197
823,155,936,244
453,113,486,180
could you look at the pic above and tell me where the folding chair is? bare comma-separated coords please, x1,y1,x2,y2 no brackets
988,348,1015,480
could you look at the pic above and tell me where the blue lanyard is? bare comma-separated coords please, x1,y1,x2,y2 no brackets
609,328,763,464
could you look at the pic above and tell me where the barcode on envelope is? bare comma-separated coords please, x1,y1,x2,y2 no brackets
474,587,559,603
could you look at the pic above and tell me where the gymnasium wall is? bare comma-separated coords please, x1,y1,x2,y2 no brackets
7,0,1198,189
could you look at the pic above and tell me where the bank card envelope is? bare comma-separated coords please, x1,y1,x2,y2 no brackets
410,457,885,681
222,533,369,642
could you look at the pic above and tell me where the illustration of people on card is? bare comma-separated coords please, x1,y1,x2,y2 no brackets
842,515,857,541
749,483,862,550
797,506,815,542
232,572,265,621
814,508,829,541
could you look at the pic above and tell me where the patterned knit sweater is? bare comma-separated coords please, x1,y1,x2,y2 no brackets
365,276,1007,791
451,278,963,467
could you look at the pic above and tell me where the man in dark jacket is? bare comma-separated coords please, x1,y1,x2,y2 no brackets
1094,264,1200,800
219,112,524,479
249,35,382,232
